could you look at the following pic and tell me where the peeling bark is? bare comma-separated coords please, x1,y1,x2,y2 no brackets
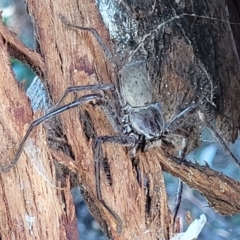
0,0,240,240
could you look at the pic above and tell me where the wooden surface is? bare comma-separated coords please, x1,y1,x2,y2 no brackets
0,0,240,239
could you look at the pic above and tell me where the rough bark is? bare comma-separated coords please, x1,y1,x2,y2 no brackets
0,0,240,240
0,25,77,240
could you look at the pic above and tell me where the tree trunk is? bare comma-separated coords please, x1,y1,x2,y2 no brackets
0,0,240,239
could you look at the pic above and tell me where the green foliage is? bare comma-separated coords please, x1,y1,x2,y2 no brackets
11,58,36,89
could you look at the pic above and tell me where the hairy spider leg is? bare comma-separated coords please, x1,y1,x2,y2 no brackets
94,135,137,234
165,102,239,164
172,132,188,229
172,138,188,229
59,15,120,68
164,103,198,134
1,94,101,173
52,84,115,109
197,106,240,167
51,83,123,132
173,179,183,229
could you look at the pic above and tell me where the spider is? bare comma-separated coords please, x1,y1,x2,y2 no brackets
1,16,239,235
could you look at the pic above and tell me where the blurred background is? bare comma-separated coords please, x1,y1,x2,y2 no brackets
1,0,240,239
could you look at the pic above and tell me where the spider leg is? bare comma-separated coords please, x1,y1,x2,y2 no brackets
1,93,101,173
172,136,187,229
59,15,119,67
197,106,240,167
50,83,123,133
93,135,137,234
51,84,114,109
164,103,198,133
165,102,239,166
173,179,183,228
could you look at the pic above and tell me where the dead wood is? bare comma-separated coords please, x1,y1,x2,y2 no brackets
0,0,240,240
